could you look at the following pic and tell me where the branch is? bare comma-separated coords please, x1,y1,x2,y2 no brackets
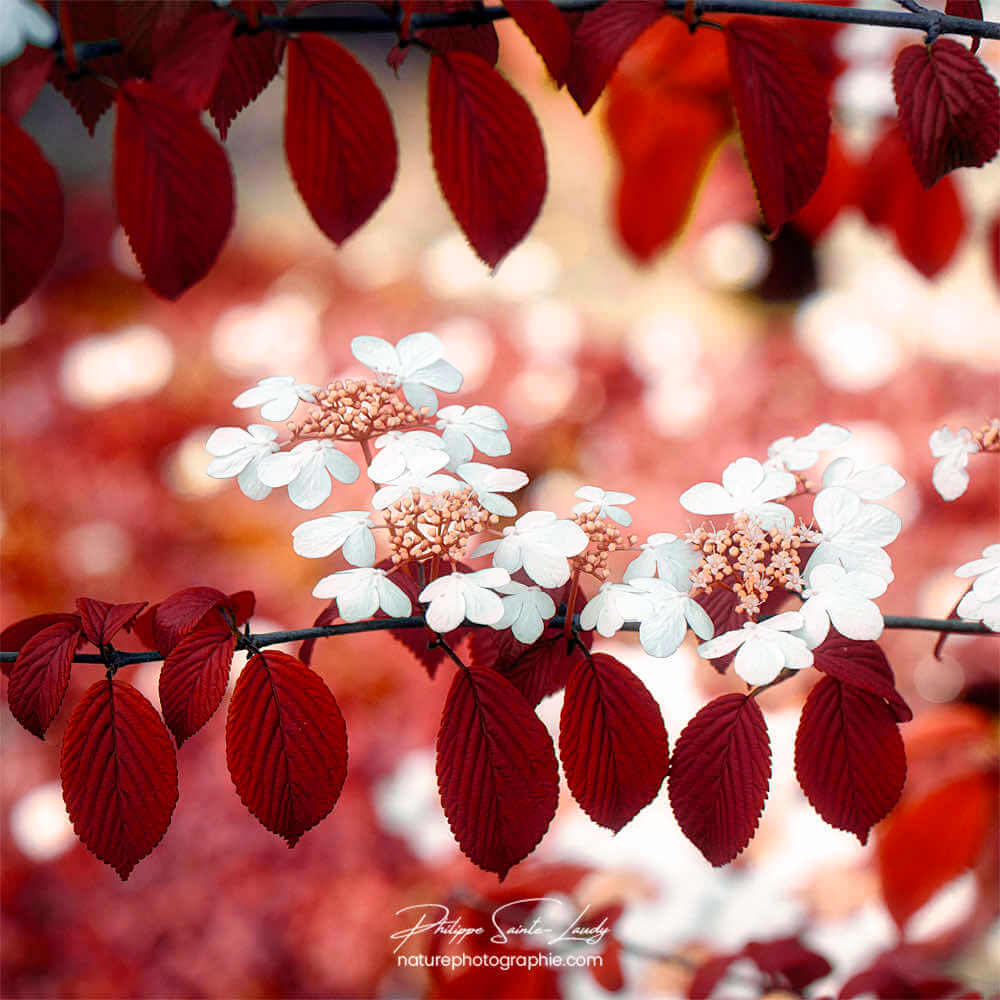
0,613,992,666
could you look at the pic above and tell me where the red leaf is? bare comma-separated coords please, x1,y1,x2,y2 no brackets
792,129,857,240
1,114,64,322
877,772,995,930
226,650,348,845
505,0,571,84
132,602,160,651
1,613,81,676
668,693,771,865
559,652,668,831
149,586,228,654
946,0,983,53
726,18,831,233
688,953,738,999
742,937,832,991
284,36,397,245
113,80,234,299
428,51,546,268
61,679,178,879
159,619,236,745
210,2,285,139
299,599,338,668
416,1,499,65
859,125,966,278
74,598,148,648
7,620,84,738
1,46,55,122
565,0,665,114
152,8,236,111
812,633,912,722
436,665,559,879
217,589,255,630
892,40,1000,189
795,675,906,844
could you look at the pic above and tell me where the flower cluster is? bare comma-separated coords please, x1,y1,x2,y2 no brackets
206,332,916,687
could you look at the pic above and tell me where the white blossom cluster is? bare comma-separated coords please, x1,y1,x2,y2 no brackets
204,333,916,685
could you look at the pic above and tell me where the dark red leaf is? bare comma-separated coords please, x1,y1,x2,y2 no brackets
893,40,999,189
859,124,966,277
742,936,832,991
226,650,348,845
668,693,771,865
428,51,546,268
284,35,397,245
7,620,84,738
1,613,81,676
299,599,338,668
559,652,668,830
688,953,738,999
149,586,228,654
114,80,234,299
152,8,236,111
793,129,858,240
61,679,178,879
1,114,64,322
839,946,974,999
1,46,55,122
437,665,559,879
160,619,236,745
795,675,906,844
726,17,831,233
812,633,912,722
565,0,665,114
217,589,255,630
117,0,176,78
74,598,148,648
590,937,625,992
416,0,499,65
946,0,983,53
132,602,160,651
210,2,285,139
505,0,571,84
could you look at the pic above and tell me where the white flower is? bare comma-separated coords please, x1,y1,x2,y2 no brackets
797,563,888,647
821,457,906,501
765,423,851,471
805,486,901,582
955,544,1000,604
436,405,510,467
232,375,320,422
571,486,636,527
419,568,511,633
579,583,641,638
929,426,979,501
368,430,448,483
697,612,813,686
351,332,462,415
618,577,714,658
492,582,556,644
257,440,360,509
623,532,699,589
956,591,1000,632
0,0,56,66
680,458,796,531
312,567,412,622
369,448,460,509
457,463,528,517
292,511,376,567
471,510,588,588
205,424,279,500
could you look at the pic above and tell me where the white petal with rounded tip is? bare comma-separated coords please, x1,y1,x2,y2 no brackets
680,482,739,515
396,331,442,371
638,612,686,658
684,599,715,640
351,336,399,375
237,464,271,500
323,446,360,485
734,639,785,685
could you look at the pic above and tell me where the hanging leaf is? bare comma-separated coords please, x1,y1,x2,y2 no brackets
504,0,571,85
159,619,237,745
1,613,81,677
148,586,229,654
226,651,348,845
114,80,234,299
415,0,500,65
945,0,983,52
284,36,397,246
7,619,84,738
812,633,912,722
892,39,1000,189
61,679,178,879
792,129,858,240
559,652,668,831
429,51,546,268
75,598,148,648
726,17,831,233
437,665,559,879
1,46,56,123
1,115,64,321
152,8,237,111
795,675,906,843
668,693,771,865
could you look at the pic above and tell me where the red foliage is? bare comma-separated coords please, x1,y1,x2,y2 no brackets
668,693,771,865
416,0,500,65
114,80,234,298
504,0,571,84
946,0,983,52
428,51,546,268
559,652,669,831
151,7,236,111
812,633,912,722
6,619,83,738
0,115,64,322
226,650,348,845
436,665,559,879
793,129,858,240
74,598,147,648
0,613,82,676
143,586,253,654
0,46,55,123
60,679,179,879
892,40,1000,189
